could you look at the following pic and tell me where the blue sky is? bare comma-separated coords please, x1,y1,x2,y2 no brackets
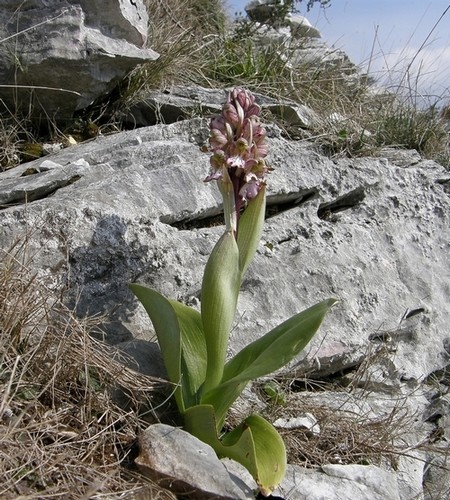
226,1,450,103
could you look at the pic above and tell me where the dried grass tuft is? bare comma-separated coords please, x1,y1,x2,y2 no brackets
249,343,450,475
277,399,410,469
0,239,173,499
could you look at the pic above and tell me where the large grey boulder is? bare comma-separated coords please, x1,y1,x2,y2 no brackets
71,0,150,47
0,0,158,121
0,110,449,382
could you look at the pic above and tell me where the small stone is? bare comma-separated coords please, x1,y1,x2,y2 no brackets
273,413,320,435
136,424,254,499
42,143,64,155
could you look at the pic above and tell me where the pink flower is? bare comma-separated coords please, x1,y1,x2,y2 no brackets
205,88,270,204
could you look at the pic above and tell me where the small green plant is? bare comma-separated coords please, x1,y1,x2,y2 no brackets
130,88,337,495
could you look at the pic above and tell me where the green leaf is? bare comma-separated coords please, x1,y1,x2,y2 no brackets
184,404,286,496
237,184,266,276
169,299,207,404
263,381,287,406
129,284,183,411
129,285,207,411
224,298,338,381
201,231,240,394
202,298,338,426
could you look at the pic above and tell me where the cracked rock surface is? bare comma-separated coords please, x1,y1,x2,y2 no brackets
0,114,449,378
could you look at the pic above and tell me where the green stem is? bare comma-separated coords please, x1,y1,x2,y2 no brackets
218,172,237,235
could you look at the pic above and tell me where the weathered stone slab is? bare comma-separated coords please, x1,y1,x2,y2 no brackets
136,424,254,499
0,1,158,121
0,116,449,387
274,464,401,500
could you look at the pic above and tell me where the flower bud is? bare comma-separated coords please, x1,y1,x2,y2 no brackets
210,128,228,150
222,103,239,127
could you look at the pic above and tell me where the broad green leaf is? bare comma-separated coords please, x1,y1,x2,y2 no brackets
129,284,183,411
237,185,266,276
168,299,207,404
184,404,286,496
201,231,240,394
129,285,207,411
202,298,338,426
223,414,286,496
223,298,338,381
202,379,247,431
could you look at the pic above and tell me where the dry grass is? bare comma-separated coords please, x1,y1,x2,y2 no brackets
245,342,450,476
0,119,21,170
2,240,448,497
276,398,410,469
131,2,449,167
118,0,228,107
0,238,174,499
271,389,450,499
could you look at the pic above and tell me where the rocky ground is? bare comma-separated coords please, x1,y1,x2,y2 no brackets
1,90,449,498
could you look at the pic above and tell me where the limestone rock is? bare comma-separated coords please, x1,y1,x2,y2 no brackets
136,424,254,499
245,0,284,23
288,37,355,71
71,0,149,47
1,88,449,498
116,339,167,379
122,85,319,130
273,413,320,435
123,86,225,127
0,116,449,386
274,464,401,499
221,459,258,496
277,385,432,499
239,4,361,87
287,14,321,38
0,1,158,121
378,147,422,167
290,340,366,379
264,102,320,129
423,451,450,500
245,0,321,40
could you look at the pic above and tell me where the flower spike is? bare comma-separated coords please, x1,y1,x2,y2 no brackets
205,88,271,234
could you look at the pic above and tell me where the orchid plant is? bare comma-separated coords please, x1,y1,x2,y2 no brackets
130,88,337,496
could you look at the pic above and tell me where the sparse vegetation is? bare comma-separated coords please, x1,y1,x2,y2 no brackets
0,239,173,499
2,237,448,498
124,0,448,167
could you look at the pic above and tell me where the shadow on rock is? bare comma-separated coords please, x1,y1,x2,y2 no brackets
66,214,149,343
